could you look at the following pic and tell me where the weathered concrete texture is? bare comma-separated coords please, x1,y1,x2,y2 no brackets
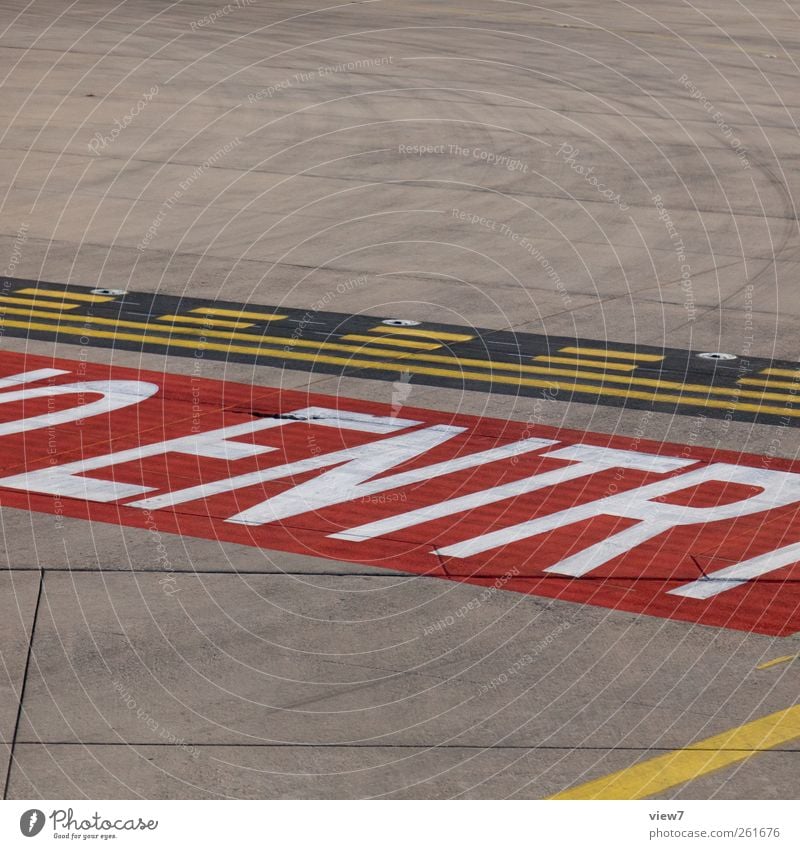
5,743,642,800
0,573,40,784
8,572,800,796
0,0,799,799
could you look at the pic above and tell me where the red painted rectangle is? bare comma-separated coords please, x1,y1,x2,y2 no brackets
0,350,798,636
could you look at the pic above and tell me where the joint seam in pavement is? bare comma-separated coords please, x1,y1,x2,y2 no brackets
6,741,800,752
3,567,44,800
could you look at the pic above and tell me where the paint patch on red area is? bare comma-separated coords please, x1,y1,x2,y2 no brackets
0,350,798,636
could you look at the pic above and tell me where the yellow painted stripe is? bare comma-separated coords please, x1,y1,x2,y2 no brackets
0,295,80,310
15,287,115,303
4,307,800,405
739,377,800,391
341,333,441,350
404,355,800,403
158,314,254,329
533,355,636,372
5,317,800,418
550,704,800,800
0,305,797,406
559,346,664,362
761,368,800,378
190,307,287,321
757,655,798,670
368,325,473,342
0,316,417,360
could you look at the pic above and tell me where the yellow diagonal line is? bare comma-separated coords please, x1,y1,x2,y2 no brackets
757,654,799,670
5,317,800,419
550,705,800,799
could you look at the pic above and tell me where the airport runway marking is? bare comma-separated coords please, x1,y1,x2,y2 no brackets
190,306,288,321
0,349,799,636
549,704,800,799
1,278,799,425
3,313,800,418
559,346,665,362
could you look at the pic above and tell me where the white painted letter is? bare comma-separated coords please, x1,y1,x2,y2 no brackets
437,461,800,578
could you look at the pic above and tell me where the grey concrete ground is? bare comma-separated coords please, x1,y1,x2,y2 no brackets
0,0,799,798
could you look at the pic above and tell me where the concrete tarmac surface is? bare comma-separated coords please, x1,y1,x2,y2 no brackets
0,0,799,799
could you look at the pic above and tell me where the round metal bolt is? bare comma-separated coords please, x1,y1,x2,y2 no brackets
382,318,421,327
697,352,737,361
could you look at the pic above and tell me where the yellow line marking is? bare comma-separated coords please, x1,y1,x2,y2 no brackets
5,317,800,418
739,377,800,391
190,307,287,321
533,355,636,372
157,314,254,329
757,655,799,670
15,287,115,303
0,295,80,310
368,325,474,342
341,333,442,350
0,316,418,360
559,346,664,362
549,704,800,800
4,309,800,405
761,368,800,378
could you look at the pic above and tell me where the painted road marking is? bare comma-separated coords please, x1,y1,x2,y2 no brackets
3,303,797,404
0,316,425,359
1,351,799,635
558,346,666,362
4,302,790,406
4,312,800,419
15,287,116,303
333,446,690,542
739,377,800,390
4,315,800,420
157,314,255,329
367,325,474,342
341,333,442,350
669,542,800,598
533,355,637,372
762,368,800,378
4,314,800,408
0,303,792,400
190,307,288,321
549,705,800,799
4,278,800,425
0,295,81,310
757,655,798,670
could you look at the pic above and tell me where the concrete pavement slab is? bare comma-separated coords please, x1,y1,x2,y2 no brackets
3,742,640,800
1,0,799,800
0,572,41,785
15,573,799,752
